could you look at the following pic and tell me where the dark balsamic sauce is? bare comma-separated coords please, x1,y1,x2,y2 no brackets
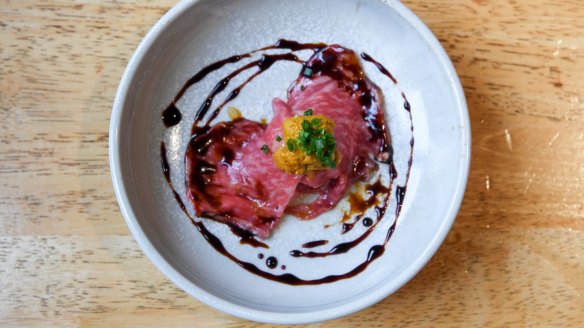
362,217,373,227
160,40,414,285
195,53,303,129
289,200,389,259
161,142,187,212
193,215,387,285
340,179,389,235
265,39,327,51
162,103,182,127
162,39,325,134
360,53,398,84
163,133,394,285
395,92,414,219
341,221,358,234
173,53,251,105
302,240,329,248
229,225,269,249
266,257,278,269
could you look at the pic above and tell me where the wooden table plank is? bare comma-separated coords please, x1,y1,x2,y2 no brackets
1,0,582,326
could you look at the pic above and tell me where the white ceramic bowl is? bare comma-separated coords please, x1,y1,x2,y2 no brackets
110,0,470,324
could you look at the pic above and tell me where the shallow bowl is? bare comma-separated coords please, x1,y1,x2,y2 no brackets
110,0,470,323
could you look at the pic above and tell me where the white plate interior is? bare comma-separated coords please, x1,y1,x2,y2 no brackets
110,0,469,323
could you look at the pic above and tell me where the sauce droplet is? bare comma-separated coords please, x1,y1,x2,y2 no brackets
229,225,269,248
266,256,278,269
362,217,373,227
162,103,182,127
258,253,264,259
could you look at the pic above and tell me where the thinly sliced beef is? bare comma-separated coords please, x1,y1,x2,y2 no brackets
284,46,385,219
186,44,388,238
185,103,300,239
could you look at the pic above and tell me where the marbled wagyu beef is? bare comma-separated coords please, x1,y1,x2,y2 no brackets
186,45,389,238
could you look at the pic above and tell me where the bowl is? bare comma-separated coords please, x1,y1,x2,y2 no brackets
110,0,470,323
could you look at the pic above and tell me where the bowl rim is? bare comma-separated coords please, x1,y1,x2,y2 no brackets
109,0,471,324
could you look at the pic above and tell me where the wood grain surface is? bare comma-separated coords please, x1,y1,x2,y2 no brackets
1,0,582,326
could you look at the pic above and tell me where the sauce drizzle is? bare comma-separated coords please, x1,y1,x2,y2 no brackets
229,225,269,249
302,240,329,248
361,52,398,84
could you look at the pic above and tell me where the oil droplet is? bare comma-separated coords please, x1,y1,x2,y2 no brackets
227,106,242,120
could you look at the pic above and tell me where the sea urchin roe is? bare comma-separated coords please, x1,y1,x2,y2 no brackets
273,111,338,175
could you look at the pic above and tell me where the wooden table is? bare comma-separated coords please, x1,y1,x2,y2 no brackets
1,0,582,326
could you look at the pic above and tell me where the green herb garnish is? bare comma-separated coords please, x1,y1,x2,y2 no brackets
275,135,282,142
287,139,297,152
261,144,269,154
303,67,313,77
289,116,336,168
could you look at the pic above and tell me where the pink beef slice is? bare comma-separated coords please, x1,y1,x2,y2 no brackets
185,100,300,239
185,44,388,236
283,46,385,219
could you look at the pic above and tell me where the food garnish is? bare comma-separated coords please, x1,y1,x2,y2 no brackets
261,144,269,154
273,111,338,175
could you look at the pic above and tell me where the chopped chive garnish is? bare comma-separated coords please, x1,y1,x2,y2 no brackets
285,114,337,167
261,144,269,154
325,158,337,168
287,139,296,152
315,139,324,150
275,135,282,142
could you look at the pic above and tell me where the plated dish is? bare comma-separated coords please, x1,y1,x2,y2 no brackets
160,40,414,284
110,0,470,323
